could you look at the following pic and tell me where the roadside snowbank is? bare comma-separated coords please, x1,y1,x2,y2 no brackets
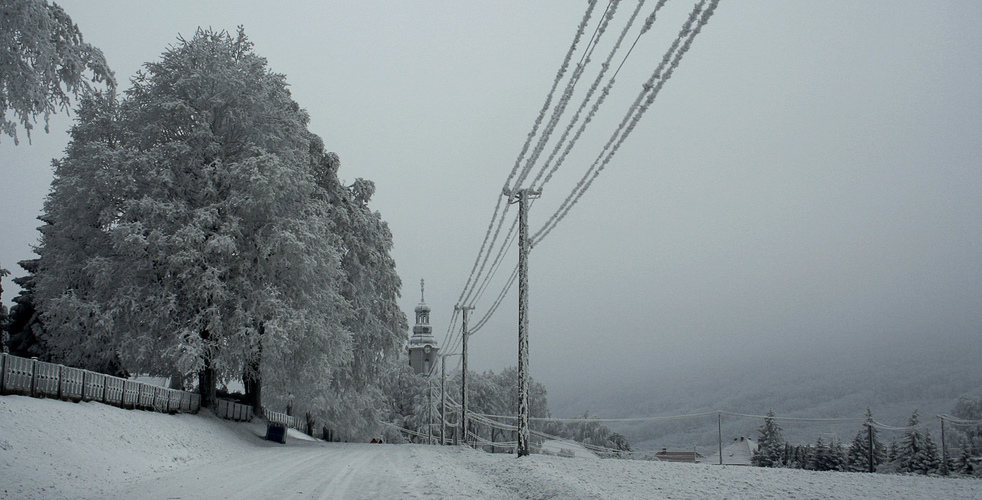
2,395,980,499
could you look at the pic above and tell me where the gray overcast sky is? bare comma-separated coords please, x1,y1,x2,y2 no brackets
2,1,980,414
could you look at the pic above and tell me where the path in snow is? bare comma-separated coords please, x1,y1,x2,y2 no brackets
3,395,982,499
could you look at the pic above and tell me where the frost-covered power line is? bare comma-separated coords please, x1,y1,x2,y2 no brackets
529,0,661,192
533,0,720,245
444,0,723,375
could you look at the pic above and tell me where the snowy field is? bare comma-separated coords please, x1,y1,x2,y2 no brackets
2,395,980,499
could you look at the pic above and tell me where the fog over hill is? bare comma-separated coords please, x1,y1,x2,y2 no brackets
548,338,982,452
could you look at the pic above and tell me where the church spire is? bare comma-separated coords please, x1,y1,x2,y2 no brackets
408,277,438,375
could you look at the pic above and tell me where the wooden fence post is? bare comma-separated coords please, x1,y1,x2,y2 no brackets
30,357,38,397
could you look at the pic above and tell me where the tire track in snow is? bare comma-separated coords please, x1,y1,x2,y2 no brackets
107,442,426,500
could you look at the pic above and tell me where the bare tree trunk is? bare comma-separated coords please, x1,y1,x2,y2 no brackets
198,361,216,409
198,329,216,409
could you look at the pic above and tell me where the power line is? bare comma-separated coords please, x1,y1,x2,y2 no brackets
511,0,617,192
529,0,660,192
452,1,603,325
504,0,602,195
532,0,720,245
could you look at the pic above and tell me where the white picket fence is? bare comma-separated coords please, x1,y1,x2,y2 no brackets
0,353,308,434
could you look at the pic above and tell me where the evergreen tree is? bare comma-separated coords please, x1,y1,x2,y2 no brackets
957,437,975,475
952,396,982,456
752,409,785,467
918,431,941,474
4,260,44,357
0,0,114,143
898,410,927,473
888,439,899,464
781,441,797,468
806,437,829,471
846,408,885,472
795,444,810,469
828,438,846,471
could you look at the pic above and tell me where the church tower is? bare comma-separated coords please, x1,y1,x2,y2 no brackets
408,279,439,375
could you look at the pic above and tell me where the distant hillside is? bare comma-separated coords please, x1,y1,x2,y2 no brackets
549,339,982,452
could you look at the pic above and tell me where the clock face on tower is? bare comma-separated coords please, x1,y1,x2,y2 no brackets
424,345,432,354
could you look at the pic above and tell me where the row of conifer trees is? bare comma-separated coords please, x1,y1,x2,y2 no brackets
752,408,977,475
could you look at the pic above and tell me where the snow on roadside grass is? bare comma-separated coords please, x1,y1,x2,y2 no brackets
2,395,981,499
0,394,274,499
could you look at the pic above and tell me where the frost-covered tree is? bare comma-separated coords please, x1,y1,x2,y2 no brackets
378,359,434,443
957,436,975,475
918,430,941,474
433,366,550,448
35,29,404,429
896,410,939,474
752,409,785,467
33,90,131,375
0,0,114,144
325,174,408,395
828,438,846,471
551,412,632,455
952,396,982,456
806,437,828,471
887,439,899,463
846,408,886,472
793,444,811,469
804,436,845,471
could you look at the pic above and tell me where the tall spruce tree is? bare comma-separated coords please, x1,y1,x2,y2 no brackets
752,409,785,467
846,408,885,472
957,437,975,475
4,259,44,357
828,438,846,471
898,410,931,474
806,437,829,471
918,431,941,474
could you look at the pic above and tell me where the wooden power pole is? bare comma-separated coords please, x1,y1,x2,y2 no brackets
440,355,446,445
457,305,474,447
509,188,539,457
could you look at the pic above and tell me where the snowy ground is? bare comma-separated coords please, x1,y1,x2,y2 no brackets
2,395,981,499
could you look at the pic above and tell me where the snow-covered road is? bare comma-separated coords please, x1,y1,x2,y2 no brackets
3,395,981,499
117,443,429,500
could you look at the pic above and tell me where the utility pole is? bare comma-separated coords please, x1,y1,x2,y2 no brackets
867,421,874,473
440,355,447,445
427,377,433,445
940,415,949,475
508,187,539,457
718,412,723,465
456,305,474,447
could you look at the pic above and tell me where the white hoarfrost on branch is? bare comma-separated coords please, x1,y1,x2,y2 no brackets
33,28,406,437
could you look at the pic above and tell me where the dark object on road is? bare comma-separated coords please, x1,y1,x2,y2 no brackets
266,423,286,444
